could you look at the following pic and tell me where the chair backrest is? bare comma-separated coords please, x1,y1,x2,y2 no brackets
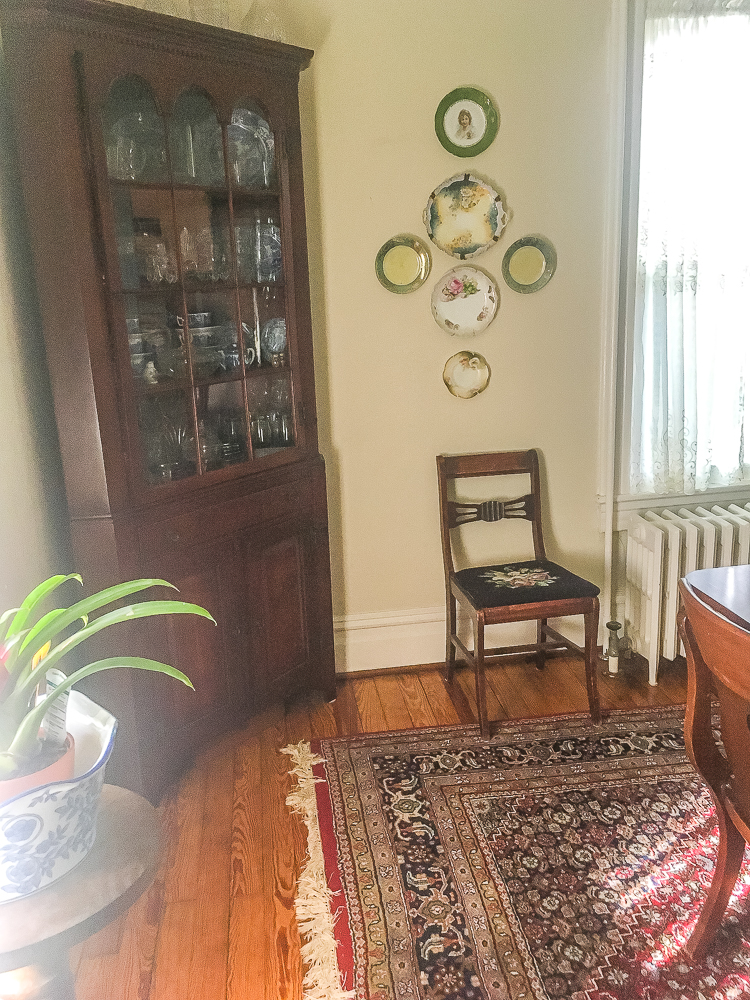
436,450,546,579
679,576,750,829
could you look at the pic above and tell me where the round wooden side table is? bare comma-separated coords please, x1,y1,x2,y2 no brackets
0,784,161,1000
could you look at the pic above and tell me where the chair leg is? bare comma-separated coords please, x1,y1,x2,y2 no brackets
684,796,747,961
584,601,601,724
473,615,490,739
536,618,547,671
444,593,457,684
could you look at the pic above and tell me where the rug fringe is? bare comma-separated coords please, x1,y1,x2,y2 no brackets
282,741,355,1000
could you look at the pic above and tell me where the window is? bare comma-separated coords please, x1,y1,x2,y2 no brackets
622,0,750,498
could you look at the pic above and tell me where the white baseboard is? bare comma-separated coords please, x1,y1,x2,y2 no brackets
333,607,586,674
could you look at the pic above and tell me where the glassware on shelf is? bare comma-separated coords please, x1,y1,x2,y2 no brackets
253,209,282,283
228,109,275,189
108,110,167,183
268,374,294,447
220,412,248,464
197,418,223,470
169,91,225,186
260,316,286,366
130,350,155,381
143,415,192,483
250,412,272,449
235,223,255,283
154,343,188,381
180,226,198,273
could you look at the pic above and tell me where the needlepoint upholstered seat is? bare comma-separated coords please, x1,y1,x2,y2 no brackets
437,449,601,737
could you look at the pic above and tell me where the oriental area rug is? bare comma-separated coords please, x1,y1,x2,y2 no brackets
283,708,750,1000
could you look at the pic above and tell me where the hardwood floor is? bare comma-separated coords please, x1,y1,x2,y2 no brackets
71,655,688,1000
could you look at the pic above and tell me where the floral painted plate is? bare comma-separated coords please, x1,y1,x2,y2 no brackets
431,266,498,336
443,351,491,398
423,173,507,260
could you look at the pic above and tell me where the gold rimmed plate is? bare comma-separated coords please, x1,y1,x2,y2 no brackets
434,87,499,158
375,234,432,294
424,174,508,260
502,235,557,293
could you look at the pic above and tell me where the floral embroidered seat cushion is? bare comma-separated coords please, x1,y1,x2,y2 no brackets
454,559,600,609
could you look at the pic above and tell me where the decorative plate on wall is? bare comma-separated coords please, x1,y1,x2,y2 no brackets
502,235,557,293
443,351,491,398
375,234,432,293
431,266,498,336
434,87,499,158
424,174,507,260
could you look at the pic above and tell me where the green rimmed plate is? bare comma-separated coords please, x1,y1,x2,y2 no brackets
435,87,499,158
502,235,557,293
375,234,432,294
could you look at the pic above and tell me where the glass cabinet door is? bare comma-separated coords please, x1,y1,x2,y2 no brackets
101,76,297,487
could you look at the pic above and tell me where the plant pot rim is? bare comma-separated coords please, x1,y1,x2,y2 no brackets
0,691,117,808
0,734,76,805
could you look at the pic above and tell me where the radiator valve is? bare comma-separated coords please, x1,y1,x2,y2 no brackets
606,621,621,675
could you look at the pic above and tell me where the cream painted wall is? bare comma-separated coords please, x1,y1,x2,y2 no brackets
285,0,616,662
0,87,71,608
0,0,619,665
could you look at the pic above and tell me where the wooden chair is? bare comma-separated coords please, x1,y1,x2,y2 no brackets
437,449,601,737
678,576,750,960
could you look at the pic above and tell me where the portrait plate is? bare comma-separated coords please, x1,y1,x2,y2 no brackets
435,87,499,157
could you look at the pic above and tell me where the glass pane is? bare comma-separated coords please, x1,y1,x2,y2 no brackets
179,293,236,382
103,77,168,184
138,391,196,485
195,383,248,469
123,293,188,384
112,188,178,289
233,203,283,286
169,89,225,187
236,289,259,370
228,102,275,189
267,371,295,449
173,189,232,286
256,285,287,368
247,372,294,454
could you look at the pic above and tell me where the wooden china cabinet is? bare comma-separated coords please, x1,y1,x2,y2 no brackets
0,0,336,801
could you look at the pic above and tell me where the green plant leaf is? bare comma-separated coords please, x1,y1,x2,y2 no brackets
0,607,20,640
18,578,177,660
3,600,214,728
5,656,194,765
4,574,82,641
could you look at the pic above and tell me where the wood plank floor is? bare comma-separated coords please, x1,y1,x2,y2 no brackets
71,655,688,1000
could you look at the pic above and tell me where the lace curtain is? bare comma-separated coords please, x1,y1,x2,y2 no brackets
628,0,750,494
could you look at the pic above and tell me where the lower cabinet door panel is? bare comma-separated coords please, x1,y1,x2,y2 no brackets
98,468,335,800
244,527,311,695
131,533,247,769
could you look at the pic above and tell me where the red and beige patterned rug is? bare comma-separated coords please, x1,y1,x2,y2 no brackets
284,708,750,1000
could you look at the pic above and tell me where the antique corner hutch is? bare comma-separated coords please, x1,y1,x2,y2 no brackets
0,0,336,800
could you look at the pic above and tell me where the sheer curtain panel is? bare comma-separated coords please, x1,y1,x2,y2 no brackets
629,0,750,495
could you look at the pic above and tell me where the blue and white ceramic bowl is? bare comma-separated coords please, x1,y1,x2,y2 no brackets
0,692,117,902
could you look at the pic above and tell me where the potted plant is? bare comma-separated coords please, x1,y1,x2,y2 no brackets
0,573,214,900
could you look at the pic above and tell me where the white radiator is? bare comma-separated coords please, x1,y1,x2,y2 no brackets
624,502,750,685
